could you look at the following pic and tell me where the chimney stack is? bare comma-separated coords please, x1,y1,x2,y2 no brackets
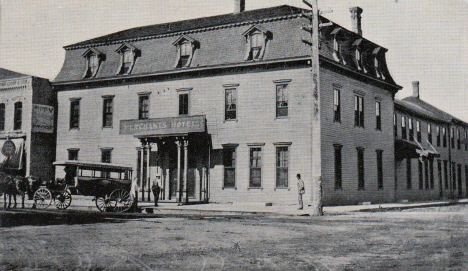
412,81,420,98
234,0,245,14
349,7,363,36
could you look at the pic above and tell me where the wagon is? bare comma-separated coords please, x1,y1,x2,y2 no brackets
33,161,135,212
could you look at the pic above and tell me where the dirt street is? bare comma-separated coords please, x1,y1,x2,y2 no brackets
1,205,468,270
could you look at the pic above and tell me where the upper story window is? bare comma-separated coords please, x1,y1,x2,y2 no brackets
102,95,114,128
101,148,112,163
373,47,385,80
115,43,139,75
179,93,189,115
408,118,414,141
394,114,397,137
330,28,345,64
375,101,381,131
352,39,367,73
401,116,407,140
68,149,79,161
173,35,198,68
13,101,22,131
428,124,432,144
69,98,81,129
436,126,441,146
224,84,238,121
443,127,447,147
451,127,455,149
275,80,290,118
354,95,364,128
334,87,341,123
457,129,461,150
0,103,5,131
416,120,421,142
243,25,270,61
82,48,104,78
138,94,150,120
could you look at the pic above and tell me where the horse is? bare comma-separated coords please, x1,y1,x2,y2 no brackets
13,175,42,209
0,172,17,209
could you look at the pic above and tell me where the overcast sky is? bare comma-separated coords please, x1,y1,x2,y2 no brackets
0,0,467,121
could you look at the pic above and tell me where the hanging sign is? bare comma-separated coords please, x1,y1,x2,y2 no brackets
2,140,16,157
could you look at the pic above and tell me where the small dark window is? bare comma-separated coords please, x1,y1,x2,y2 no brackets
443,127,447,147
451,128,455,149
354,95,364,128
408,118,414,141
377,150,383,190
68,149,79,161
179,93,189,115
276,84,288,118
357,148,365,190
249,148,262,188
225,88,237,120
436,126,441,146
70,100,80,129
428,124,432,144
401,116,407,140
457,129,461,150
334,89,341,123
101,149,112,163
406,158,412,189
223,147,236,188
0,103,5,131
276,146,289,188
102,97,113,128
13,102,22,130
375,101,381,131
416,121,421,142
334,144,342,190
139,95,149,120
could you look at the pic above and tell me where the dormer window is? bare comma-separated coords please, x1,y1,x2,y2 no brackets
373,47,385,80
173,35,198,68
82,48,104,78
330,28,345,65
243,25,270,61
115,43,139,75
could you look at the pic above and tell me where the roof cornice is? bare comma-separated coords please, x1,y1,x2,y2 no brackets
64,14,301,51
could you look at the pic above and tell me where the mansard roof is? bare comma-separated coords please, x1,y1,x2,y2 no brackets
54,5,400,91
0,68,29,80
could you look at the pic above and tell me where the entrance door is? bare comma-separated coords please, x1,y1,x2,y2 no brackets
169,168,178,199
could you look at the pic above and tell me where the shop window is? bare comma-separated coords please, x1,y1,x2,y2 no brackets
375,101,381,131
430,160,434,190
334,144,342,190
173,36,198,68
276,84,289,118
249,147,262,188
68,149,79,161
436,126,441,146
243,26,270,61
13,101,22,131
334,88,341,123
223,146,237,189
102,96,114,128
406,158,412,189
357,147,365,190
0,103,5,131
178,93,189,115
452,163,457,191
276,146,289,188
377,150,383,190
354,95,364,128
69,98,80,129
138,95,150,120
225,88,237,121
438,160,442,192
401,116,407,140
115,43,139,75
101,148,112,163
444,160,448,189
424,160,429,189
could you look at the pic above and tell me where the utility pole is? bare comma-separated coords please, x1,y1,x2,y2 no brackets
301,0,329,216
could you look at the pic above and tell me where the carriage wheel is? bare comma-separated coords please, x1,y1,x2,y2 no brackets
95,196,116,212
33,188,52,209
109,189,134,213
55,191,72,210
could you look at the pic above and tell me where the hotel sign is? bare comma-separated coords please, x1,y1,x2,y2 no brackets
120,115,205,136
32,104,54,133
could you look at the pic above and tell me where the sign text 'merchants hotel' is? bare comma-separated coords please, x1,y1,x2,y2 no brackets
119,115,205,136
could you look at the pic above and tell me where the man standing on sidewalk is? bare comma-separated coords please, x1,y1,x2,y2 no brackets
297,174,305,210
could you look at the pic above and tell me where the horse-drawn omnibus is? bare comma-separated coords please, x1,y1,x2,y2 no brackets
33,161,135,212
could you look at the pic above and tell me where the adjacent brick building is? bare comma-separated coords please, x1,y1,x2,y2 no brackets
53,3,403,205
0,68,55,181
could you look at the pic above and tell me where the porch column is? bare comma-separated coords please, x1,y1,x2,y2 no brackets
176,139,182,203
146,143,151,202
183,139,189,203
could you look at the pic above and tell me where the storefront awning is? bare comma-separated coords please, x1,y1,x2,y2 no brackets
0,138,24,170
395,138,439,160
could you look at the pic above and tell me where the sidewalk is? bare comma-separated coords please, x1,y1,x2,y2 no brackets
138,198,468,216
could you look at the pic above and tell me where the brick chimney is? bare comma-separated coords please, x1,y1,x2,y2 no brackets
234,0,245,14
349,7,363,36
412,81,420,98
